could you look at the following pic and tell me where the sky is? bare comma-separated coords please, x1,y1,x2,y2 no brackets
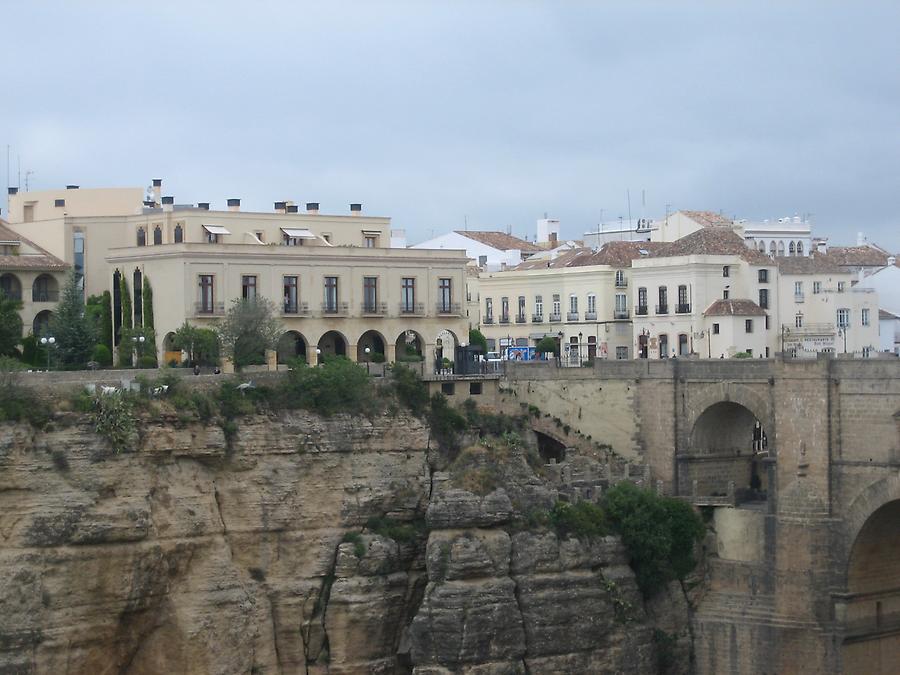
2,1,898,250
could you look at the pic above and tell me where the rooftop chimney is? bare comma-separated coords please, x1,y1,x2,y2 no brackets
162,196,174,212
197,202,210,210
66,185,79,190
227,198,241,212
151,179,162,206
7,187,18,195
286,204,299,213
856,231,866,246
549,232,558,246
306,202,319,214
350,203,362,215
274,201,286,214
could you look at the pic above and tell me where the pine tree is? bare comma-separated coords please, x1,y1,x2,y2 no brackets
49,272,96,368
142,277,154,330
0,291,23,357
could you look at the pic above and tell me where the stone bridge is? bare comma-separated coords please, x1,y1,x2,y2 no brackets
501,356,900,674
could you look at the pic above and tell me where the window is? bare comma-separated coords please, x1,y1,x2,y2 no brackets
153,226,162,245
765,315,770,330
797,241,804,256
677,285,689,313
658,334,668,359
758,269,768,283
777,241,785,256
324,276,339,312
836,308,850,329
587,336,597,359
137,228,146,246
616,346,628,360
746,348,753,357
206,229,219,244
758,288,769,309
723,288,730,300
174,224,183,243
712,323,720,335
73,232,85,291
657,286,668,313
534,295,543,318
283,276,298,313
363,276,378,312
242,275,257,301
500,296,509,322
837,281,846,293
678,333,689,356
401,278,416,313
745,319,753,333
769,241,777,255
517,295,526,321
789,241,796,256
587,293,596,315
637,287,647,314
862,308,870,326
723,265,730,277
283,232,304,246
795,313,803,328
485,297,493,321
569,294,578,313
254,230,264,242
469,382,483,395
199,275,214,312
364,235,377,248
794,281,803,299
441,382,455,395
812,281,822,294
322,234,332,243
615,293,627,318
615,270,626,287
552,294,561,318
438,278,452,312
133,269,143,326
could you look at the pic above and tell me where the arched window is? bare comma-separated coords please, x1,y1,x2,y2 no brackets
658,334,668,359
777,241,785,256
136,228,146,247
678,333,689,356
153,226,162,245
789,241,796,256
758,241,766,252
0,273,22,301
174,224,183,243
796,241,804,256
133,268,143,326
769,241,777,255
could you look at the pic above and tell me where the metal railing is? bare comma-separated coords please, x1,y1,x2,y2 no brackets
435,302,461,315
635,305,648,316
584,311,597,320
675,303,691,314
282,301,310,316
515,314,526,323
656,304,669,315
613,309,630,319
532,314,544,323
566,312,579,322
615,279,628,288
794,293,804,303
362,302,388,315
499,315,510,324
322,301,350,315
483,317,494,324
549,313,562,322
195,301,225,316
398,302,425,315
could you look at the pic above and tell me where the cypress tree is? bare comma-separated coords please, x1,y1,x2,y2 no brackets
49,272,96,368
101,290,113,351
120,276,132,331
142,277,154,330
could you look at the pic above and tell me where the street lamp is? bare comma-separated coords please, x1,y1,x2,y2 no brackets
578,331,583,365
364,346,371,374
132,334,146,366
315,346,322,366
39,336,56,370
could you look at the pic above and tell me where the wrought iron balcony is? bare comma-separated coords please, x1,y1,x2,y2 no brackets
33,290,59,302
635,305,648,316
675,303,691,314
483,317,494,324
614,309,630,319
794,293,804,303
321,301,350,316
194,301,225,316
656,304,669,315
499,315,510,324
398,302,425,316
567,312,579,322
282,301,310,316
615,279,628,288
532,314,544,323
515,314,527,323
584,311,597,320
435,302,461,315
548,313,562,322
361,302,387,315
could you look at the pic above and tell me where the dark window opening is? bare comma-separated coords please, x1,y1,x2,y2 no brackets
441,382,455,396
535,431,566,464
469,382,483,395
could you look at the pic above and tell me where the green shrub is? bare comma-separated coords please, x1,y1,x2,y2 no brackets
427,392,467,453
92,344,112,366
341,531,366,557
536,336,558,355
549,500,607,539
733,351,752,359
603,482,705,597
91,392,137,453
371,352,386,363
391,365,429,416
468,328,488,355
0,361,50,427
280,357,375,416
365,516,426,543
137,355,158,369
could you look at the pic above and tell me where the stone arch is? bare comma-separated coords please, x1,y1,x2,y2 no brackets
32,274,58,302
683,381,773,446
0,272,22,301
840,474,900,587
758,240,766,253
32,309,53,336
777,241,785,256
317,330,347,359
162,331,182,366
356,329,386,362
434,329,459,370
396,329,424,361
277,330,308,364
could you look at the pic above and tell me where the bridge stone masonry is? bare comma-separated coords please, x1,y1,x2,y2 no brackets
499,355,900,674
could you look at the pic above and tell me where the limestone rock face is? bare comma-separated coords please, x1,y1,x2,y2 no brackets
0,409,686,674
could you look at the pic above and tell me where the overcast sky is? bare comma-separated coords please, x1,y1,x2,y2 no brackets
2,1,898,249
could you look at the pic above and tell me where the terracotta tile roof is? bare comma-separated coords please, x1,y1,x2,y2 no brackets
0,222,69,272
656,228,770,264
773,254,844,275
879,309,900,321
512,241,664,270
454,230,542,253
680,210,734,228
822,245,893,267
704,298,767,317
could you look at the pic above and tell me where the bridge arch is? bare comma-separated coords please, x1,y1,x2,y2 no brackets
681,381,773,453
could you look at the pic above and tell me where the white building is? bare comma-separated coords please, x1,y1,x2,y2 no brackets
740,216,812,257
582,218,653,248
878,310,900,355
411,229,542,270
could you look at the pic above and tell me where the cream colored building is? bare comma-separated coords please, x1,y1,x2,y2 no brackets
6,182,469,368
0,219,68,338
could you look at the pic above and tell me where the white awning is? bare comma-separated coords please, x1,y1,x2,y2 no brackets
203,224,231,235
281,227,316,239
361,229,382,236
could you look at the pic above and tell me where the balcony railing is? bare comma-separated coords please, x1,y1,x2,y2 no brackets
584,311,597,321
675,303,691,314
33,290,60,302
615,279,628,288
656,304,669,315
515,314,527,323
483,317,494,324
322,301,350,316
398,302,425,315
532,314,544,323
282,301,310,316
435,302,461,315
362,302,387,315
549,313,562,323
635,305,648,316
499,315,510,324
613,309,630,319
195,301,225,316
567,312,579,322
794,293,805,303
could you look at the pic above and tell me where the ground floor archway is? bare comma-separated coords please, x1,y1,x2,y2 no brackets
32,310,53,336
356,330,386,362
435,329,458,372
842,499,900,674
278,331,308,364
317,330,347,359
396,330,423,362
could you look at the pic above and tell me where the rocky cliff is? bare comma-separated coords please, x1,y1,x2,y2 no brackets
0,406,688,674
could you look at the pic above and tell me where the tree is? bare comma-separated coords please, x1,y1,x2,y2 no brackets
119,275,132,333
468,328,488,356
0,291,23,357
85,292,113,352
49,272,96,368
142,276,154,331
172,321,220,366
536,336,558,356
216,298,282,368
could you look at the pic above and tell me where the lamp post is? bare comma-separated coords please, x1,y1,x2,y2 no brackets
839,327,847,353
578,331,583,365
315,347,322,366
364,346,371,374
132,334,146,366
39,336,56,370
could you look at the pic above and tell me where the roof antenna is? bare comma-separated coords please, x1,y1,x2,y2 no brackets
464,214,468,231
